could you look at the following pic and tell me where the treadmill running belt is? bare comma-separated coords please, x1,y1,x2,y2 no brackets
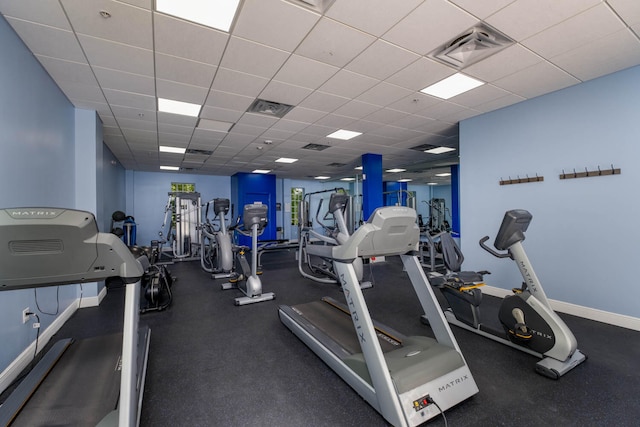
291,300,401,354
11,333,122,427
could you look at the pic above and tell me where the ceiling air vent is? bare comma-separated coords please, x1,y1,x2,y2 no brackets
411,143,439,152
185,149,213,156
302,143,330,151
428,23,514,70
288,0,336,13
327,162,347,167
247,99,294,118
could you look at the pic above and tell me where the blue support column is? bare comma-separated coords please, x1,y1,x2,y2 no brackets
451,164,460,237
383,181,408,206
362,153,383,219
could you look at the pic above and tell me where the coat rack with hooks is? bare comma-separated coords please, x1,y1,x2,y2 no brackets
559,164,620,180
499,174,544,186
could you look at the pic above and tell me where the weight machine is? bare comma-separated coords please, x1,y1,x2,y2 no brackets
159,192,201,261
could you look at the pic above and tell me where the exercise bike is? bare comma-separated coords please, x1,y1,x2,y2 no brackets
298,192,371,289
221,203,275,306
201,198,235,279
424,209,586,379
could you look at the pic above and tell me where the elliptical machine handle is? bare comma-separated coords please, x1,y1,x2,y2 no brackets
479,236,511,258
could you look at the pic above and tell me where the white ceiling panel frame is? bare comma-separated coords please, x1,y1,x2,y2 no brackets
318,69,380,99
258,80,314,106
35,55,96,86
522,4,626,59
356,82,413,107
493,61,581,99
78,34,154,76
449,0,516,20
5,18,86,62
486,0,601,42
153,12,229,65
156,79,209,105
103,88,156,110
233,0,320,51
274,54,339,90
204,90,255,112
220,36,291,79
333,100,381,120
294,17,376,68
382,0,478,55
345,39,421,80
211,67,269,97
155,53,217,89
326,0,423,37
93,66,155,96
61,0,152,49
200,105,245,123
550,29,640,81
386,57,454,91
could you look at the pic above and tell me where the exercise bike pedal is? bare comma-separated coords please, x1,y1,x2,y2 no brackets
507,323,533,341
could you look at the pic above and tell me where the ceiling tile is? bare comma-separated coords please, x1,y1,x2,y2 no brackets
463,44,543,83
550,29,640,81
318,69,379,98
199,105,244,122
103,88,156,110
56,80,107,104
522,4,625,59
298,91,349,112
386,57,454,91
449,0,516,20
153,12,228,65
382,0,478,55
155,53,217,88
0,0,71,29
386,93,440,115
326,0,422,37
356,82,413,107
220,36,290,79
5,18,86,62
211,67,269,98
233,0,320,51
486,0,601,41
78,34,154,76
204,90,255,112
608,0,640,27
259,80,314,106
493,61,580,98
333,100,381,119
274,54,339,89
345,39,420,80
93,66,155,96
61,0,152,49
295,17,376,67
35,55,96,86
155,79,208,105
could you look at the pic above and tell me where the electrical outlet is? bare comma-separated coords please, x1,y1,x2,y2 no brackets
22,307,30,324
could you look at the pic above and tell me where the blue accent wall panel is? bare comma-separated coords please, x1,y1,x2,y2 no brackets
362,153,383,219
231,173,277,246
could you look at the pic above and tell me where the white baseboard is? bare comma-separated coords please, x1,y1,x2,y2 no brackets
482,285,640,331
0,299,78,394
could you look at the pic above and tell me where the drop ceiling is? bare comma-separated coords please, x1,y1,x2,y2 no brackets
1,0,639,185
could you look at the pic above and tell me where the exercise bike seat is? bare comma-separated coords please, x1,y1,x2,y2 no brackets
438,233,489,286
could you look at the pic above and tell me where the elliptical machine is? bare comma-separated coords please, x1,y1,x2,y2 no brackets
201,198,235,279
221,203,275,306
298,192,371,288
426,209,586,379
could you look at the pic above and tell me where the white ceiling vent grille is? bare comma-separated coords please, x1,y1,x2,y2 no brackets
302,143,331,151
287,0,336,13
247,99,295,118
428,23,514,70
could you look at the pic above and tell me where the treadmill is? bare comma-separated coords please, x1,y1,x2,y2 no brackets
279,206,478,427
0,207,151,427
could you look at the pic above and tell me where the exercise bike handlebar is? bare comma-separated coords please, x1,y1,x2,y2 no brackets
479,236,511,259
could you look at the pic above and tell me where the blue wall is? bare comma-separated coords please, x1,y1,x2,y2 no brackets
0,16,78,373
126,171,231,246
459,65,640,318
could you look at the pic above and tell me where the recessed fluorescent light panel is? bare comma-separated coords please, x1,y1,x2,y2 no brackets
275,157,298,164
398,178,412,182
159,145,186,154
427,182,438,186
315,176,330,180
155,0,240,32
160,165,180,171
326,129,362,140
436,172,452,177
354,166,363,170
158,98,201,117
252,169,271,174
425,146,456,154
340,177,355,181
420,73,484,100
386,168,406,173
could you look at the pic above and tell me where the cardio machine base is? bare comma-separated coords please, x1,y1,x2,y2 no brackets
424,310,586,378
